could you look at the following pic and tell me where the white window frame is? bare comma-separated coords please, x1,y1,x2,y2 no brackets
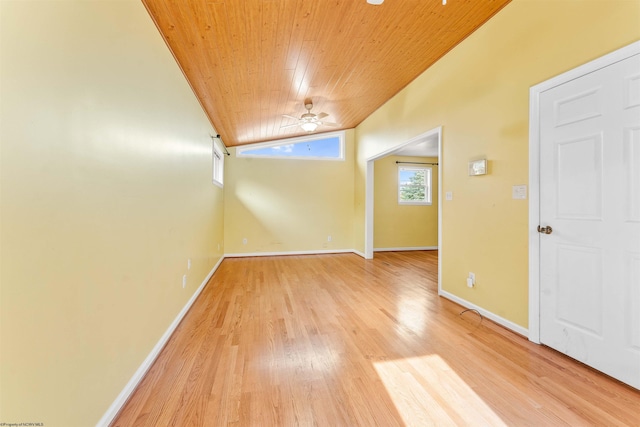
398,165,432,205
212,141,224,187
236,130,345,161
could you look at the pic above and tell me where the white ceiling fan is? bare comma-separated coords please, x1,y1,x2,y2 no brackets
281,100,340,133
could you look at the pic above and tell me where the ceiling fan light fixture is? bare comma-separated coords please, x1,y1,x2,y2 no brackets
367,0,384,4
301,122,318,132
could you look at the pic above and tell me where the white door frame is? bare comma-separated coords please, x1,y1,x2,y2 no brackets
528,41,640,343
364,126,443,290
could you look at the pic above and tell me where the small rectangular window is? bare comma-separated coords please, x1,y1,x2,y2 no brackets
398,166,431,205
236,130,345,161
212,142,224,187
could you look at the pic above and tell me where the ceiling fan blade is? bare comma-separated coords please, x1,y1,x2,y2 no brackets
280,123,301,129
282,114,300,120
316,112,329,119
320,121,340,127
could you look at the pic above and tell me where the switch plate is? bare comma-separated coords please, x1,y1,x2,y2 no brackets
182,275,187,288
512,185,527,200
187,259,191,270
327,235,332,242
445,191,453,201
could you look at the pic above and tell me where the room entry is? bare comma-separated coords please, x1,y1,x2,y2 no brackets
536,48,640,388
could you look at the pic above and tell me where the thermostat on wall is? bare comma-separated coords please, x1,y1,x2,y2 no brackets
468,159,487,176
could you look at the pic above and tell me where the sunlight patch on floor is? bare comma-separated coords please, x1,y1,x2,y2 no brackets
396,294,427,335
374,354,506,426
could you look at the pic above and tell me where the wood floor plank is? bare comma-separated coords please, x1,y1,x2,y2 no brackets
112,252,640,426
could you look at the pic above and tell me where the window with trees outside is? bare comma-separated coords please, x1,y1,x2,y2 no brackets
398,165,432,205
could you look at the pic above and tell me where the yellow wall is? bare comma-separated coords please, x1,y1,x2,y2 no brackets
374,156,438,249
3,0,639,423
224,130,355,254
355,0,640,327
0,1,224,425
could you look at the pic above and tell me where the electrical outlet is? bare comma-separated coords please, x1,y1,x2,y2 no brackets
187,259,191,270
327,235,332,242
182,275,187,288
467,272,475,288
242,238,247,245
446,191,453,201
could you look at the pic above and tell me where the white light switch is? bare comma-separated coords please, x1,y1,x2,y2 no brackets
512,185,527,200
445,191,453,201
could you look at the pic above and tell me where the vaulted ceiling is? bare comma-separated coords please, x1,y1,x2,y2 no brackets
142,0,511,147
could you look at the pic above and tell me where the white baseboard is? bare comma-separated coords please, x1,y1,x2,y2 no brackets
224,249,360,258
351,249,366,259
439,289,529,338
96,256,225,427
374,246,438,252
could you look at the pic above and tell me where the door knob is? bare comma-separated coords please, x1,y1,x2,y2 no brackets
537,225,553,234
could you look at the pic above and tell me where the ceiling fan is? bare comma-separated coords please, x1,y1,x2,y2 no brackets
281,100,340,133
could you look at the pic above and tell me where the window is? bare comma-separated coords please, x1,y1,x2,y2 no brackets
212,142,224,187
398,166,432,205
236,130,345,161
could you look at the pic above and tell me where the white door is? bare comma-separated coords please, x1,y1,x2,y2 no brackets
539,53,640,389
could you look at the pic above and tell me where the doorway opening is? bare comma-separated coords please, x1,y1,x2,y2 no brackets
365,126,443,291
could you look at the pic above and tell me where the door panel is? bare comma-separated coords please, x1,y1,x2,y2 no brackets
626,127,640,221
554,87,602,126
624,74,640,108
628,253,640,351
539,53,640,389
556,133,603,220
555,244,602,336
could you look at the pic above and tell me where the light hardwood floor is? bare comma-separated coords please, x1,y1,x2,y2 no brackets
112,251,640,426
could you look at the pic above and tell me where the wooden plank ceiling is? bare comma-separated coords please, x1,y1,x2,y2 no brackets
142,0,511,147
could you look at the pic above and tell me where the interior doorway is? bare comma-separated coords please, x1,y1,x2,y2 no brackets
365,126,443,289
